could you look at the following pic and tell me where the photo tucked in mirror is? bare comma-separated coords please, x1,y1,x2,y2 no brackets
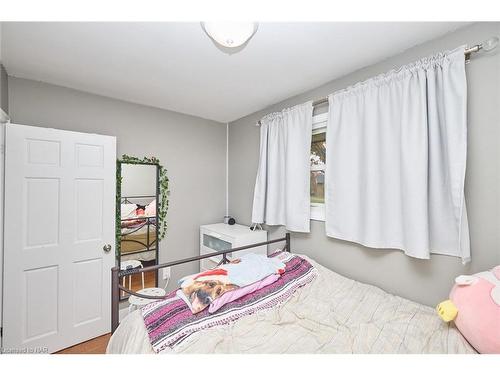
119,163,159,299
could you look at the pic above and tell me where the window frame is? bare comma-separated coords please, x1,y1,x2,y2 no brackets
310,112,328,222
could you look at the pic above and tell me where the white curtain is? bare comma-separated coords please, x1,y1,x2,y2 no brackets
325,46,470,262
252,101,313,232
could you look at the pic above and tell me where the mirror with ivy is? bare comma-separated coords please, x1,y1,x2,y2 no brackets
116,155,169,300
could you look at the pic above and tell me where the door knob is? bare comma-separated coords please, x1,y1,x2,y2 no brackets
103,244,112,253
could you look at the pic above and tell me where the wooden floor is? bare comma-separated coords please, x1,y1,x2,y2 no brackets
56,333,111,354
121,270,156,297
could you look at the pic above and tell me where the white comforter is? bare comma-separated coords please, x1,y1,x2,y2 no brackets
106,256,475,354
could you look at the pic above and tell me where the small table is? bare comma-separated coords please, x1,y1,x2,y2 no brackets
120,260,145,297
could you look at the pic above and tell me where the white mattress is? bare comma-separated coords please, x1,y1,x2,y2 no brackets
121,223,154,236
106,255,475,354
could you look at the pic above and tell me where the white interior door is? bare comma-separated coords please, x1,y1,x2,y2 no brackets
2,124,116,353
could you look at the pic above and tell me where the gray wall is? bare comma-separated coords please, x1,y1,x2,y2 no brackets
0,65,7,113
0,22,7,113
228,22,500,307
121,164,157,198
8,77,227,282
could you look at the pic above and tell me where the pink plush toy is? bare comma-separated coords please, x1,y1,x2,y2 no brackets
437,266,500,354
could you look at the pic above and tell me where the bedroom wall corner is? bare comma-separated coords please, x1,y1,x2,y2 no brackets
228,22,500,307
0,22,8,114
0,20,7,337
0,65,8,115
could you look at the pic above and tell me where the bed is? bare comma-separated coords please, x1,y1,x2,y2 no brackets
107,236,475,354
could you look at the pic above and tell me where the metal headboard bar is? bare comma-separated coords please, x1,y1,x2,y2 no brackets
118,235,289,277
111,233,291,333
121,195,157,198
120,196,156,204
121,216,157,222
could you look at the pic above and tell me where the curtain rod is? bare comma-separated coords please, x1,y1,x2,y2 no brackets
257,37,499,125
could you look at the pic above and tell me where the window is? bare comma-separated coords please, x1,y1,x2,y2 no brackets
310,113,327,221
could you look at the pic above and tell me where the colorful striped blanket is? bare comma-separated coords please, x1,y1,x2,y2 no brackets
141,252,318,353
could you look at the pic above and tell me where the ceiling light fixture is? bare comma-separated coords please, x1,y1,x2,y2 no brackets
201,22,258,49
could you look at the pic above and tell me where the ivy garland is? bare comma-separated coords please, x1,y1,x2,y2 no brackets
116,155,170,257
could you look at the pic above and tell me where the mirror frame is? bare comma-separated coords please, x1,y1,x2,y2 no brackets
116,155,166,298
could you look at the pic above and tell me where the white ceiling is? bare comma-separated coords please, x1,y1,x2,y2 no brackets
2,22,468,123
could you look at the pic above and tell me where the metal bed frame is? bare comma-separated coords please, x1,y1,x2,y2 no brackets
111,232,290,333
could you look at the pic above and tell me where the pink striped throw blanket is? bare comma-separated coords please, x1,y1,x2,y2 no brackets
141,252,317,353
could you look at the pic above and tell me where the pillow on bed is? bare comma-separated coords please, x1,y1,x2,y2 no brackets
145,199,156,217
177,253,285,314
120,203,137,219
207,273,280,313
